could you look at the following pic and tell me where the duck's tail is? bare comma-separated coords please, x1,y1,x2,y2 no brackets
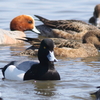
34,15,49,23
17,37,41,46
17,37,41,42
34,15,58,28
0,68,3,70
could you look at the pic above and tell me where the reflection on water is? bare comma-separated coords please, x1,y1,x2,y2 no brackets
0,0,100,100
33,81,57,97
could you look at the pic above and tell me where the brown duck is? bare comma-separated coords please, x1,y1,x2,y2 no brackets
35,15,98,40
15,30,100,58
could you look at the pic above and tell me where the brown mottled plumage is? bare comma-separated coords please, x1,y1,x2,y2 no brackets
83,30,100,49
35,15,98,40
15,32,99,58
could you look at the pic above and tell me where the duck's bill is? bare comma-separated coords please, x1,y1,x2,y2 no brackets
32,27,41,34
47,51,58,62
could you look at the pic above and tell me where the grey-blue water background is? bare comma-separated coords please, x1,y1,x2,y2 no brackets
0,0,100,100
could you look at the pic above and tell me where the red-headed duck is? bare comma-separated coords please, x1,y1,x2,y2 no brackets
15,30,99,58
0,15,40,44
34,15,98,40
1,38,60,81
89,4,100,28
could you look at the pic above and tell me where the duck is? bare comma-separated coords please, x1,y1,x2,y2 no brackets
0,98,3,100
91,86,100,100
82,30,100,49
0,92,3,100
35,15,98,40
0,15,40,44
0,38,60,81
89,4,100,28
15,29,100,58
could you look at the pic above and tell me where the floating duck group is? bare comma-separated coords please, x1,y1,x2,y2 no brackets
0,4,100,100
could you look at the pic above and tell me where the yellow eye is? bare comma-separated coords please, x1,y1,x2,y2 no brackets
44,46,46,49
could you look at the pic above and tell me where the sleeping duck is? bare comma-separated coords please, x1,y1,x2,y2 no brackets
15,29,100,58
1,38,60,81
35,15,98,40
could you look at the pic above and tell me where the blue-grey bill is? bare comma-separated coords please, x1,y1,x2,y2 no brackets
47,51,58,62
32,26,40,34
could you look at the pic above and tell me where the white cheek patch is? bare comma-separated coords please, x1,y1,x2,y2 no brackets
5,65,25,81
47,51,58,62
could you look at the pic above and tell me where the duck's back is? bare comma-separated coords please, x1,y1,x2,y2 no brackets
0,29,25,44
2,60,38,81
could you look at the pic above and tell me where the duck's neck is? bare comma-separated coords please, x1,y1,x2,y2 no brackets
40,61,55,70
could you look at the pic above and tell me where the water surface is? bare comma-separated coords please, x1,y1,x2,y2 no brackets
0,0,100,100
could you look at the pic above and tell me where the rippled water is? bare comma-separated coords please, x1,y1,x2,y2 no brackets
0,0,100,100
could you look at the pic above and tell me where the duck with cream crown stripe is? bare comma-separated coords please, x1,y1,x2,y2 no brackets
0,15,40,44
1,38,60,81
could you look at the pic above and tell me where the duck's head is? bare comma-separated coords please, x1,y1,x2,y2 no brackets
38,38,58,64
82,30,100,49
10,15,40,34
89,4,100,28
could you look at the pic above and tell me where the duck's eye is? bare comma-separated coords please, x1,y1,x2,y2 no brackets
44,46,46,49
28,20,33,24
